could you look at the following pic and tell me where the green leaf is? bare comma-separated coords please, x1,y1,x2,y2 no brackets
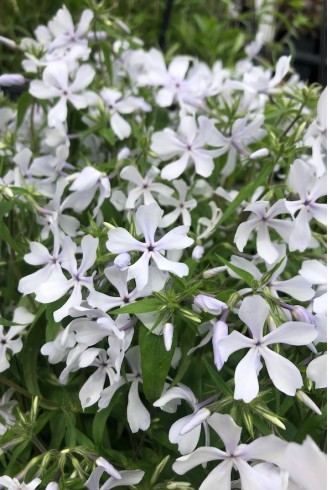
203,358,233,397
139,324,176,403
110,298,162,315
260,257,285,285
16,92,33,129
216,254,255,288
219,161,275,225
63,411,77,447
0,316,18,327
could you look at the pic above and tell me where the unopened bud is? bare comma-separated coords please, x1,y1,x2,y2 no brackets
117,147,130,161
292,305,316,325
296,390,322,416
260,411,286,430
212,320,228,370
249,148,269,159
0,74,25,86
203,266,227,278
163,323,174,351
0,36,17,49
194,294,227,315
179,408,211,435
192,245,204,261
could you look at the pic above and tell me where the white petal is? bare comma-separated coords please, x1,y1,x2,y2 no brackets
127,380,150,433
218,331,254,363
79,235,98,273
245,434,289,467
234,219,258,251
264,321,317,346
168,56,190,79
127,252,151,291
151,129,184,157
161,153,190,181
155,225,193,251
234,348,261,403
306,354,327,389
173,447,225,475
236,460,281,490
256,223,278,263
261,346,303,395
239,295,269,341
152,251,189,278
107,470,145,489
135,203,163,243
120,165,144,185
311,203,327,225
288,208,312,252
69,64,95,92
43,61,68,90
29,80,60,99
208,413,241,453
106,228,145,253
169,415,201,455
48,97,68,126
156,87,175,107
199,460,233,490
191,150,214,178
79,368,106,409
110,112,131,140
272,276,315,301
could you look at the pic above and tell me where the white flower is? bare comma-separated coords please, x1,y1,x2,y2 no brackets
173,412,288,490
151,116,223,180
234,200,293,263
0,389,17,436
29,61,95,126
67,166,110,216
159,179,197,227
281,436,327,490
306,353,327,389
85,467,144,490
47,5,93,52
285,159,327,252
218,295,317,402
0,476,41,490
154,384,211,455
120,165,173,209
106,203,193,291
34,235,98,322
194,295,227,315
100,88,150,140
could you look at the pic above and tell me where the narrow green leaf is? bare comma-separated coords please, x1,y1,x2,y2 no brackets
219,162,275,225
260,257,285,285
16,92,33,129
63,411,77,447
216,254,255,287
139,324,176,403
110,298,161,315
203,358,233,397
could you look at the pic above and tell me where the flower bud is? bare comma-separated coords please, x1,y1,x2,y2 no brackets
179,407,211,435
0,74,25,86
292,306,316,325
296,390,322,416
212,320,228,370
46,483,60,490
194,294,227,315
0,36,16,49
249,148,269,159
163,323,174,351
203,266,227,278
117,147,130,161
96,456,122,479
192,245,204,261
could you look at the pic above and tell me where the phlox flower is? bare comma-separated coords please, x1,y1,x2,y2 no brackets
98,346,151,433
158,179,197,227
218,295,317,402
100,88,151,140
285,159,327,252
34,234,99,322
234,200,293,263
154,383,211,455
29,61,95,126
173,412,287,490
120,165,173,209
85,467,144,490
0,389,17,436
0,476,41,490
299,260,327,314
151,116,224,180
106,203,193,291
47,5,93,52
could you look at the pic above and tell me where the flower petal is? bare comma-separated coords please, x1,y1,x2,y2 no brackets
234,348,261,403
261,346,303,395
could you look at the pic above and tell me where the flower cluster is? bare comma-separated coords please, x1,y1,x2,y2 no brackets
0,3,326,489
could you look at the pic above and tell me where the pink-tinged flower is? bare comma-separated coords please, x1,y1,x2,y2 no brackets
120,165,173,209
285,159,327,252
234,200,293,263
173,412,288,490
151,116,224,180
29,61,95,126
218,295,317,402
106,203,193,291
